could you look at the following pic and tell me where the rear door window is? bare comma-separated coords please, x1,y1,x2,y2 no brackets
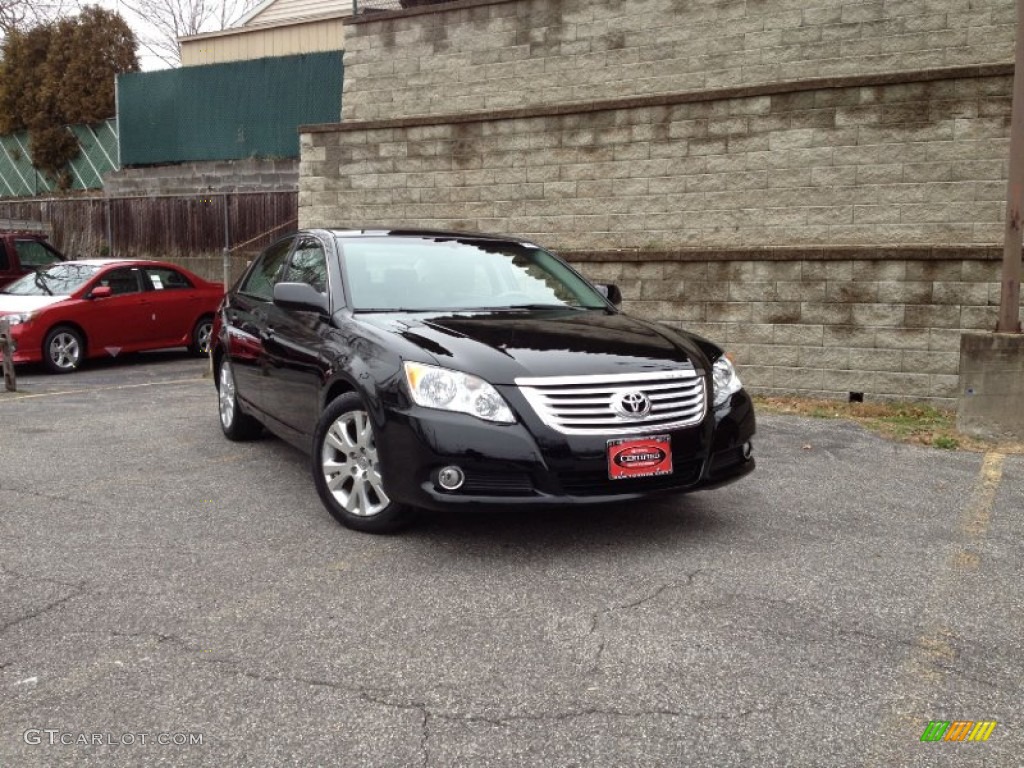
144,267,193,290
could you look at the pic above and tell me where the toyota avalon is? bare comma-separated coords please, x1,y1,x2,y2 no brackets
211,229,755,533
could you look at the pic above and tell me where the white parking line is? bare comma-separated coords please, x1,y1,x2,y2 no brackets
0,377,206,403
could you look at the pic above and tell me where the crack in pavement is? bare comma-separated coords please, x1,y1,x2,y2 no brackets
582,570,703,674
0,565,86,592
0,483,97,508
0,590,85,637
425,701,781,728
0,566,89,638
750,611,1013,692
100,628,777,765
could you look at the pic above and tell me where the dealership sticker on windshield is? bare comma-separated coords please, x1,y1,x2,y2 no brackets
607,436,673,480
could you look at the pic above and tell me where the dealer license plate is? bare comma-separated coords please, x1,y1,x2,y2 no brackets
607,435,673,480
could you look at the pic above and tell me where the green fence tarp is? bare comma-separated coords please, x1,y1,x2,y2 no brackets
117,51,343,166
0,119,118,197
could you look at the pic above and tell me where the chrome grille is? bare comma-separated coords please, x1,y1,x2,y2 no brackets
516,369,706,435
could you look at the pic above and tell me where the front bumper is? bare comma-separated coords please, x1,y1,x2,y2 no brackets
374,389,756,511
0,323,40,365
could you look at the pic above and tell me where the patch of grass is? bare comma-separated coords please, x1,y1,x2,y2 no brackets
753,396,1022,453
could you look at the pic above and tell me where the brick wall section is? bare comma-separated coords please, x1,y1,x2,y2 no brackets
341,0,1013,121
301,74,1011,251
567,254,1020,403
104,159,298,197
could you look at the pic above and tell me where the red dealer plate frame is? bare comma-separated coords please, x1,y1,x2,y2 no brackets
607,435,673,480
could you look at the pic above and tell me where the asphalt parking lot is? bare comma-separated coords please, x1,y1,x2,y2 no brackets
1,353,1021,767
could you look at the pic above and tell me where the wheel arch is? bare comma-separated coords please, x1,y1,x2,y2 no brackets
321,375,359,411
43,321,88,358
211,345,226,390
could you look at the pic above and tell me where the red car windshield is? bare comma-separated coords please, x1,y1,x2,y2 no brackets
2,263,100,296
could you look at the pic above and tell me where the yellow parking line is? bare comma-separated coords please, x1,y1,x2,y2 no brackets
869,450,1005,763
958,451,1003,541
0,377,207,402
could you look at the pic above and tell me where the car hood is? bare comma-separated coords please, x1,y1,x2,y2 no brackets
358,309,710,383
0,294,70,314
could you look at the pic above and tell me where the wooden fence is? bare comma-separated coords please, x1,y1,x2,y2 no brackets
0,192,298,284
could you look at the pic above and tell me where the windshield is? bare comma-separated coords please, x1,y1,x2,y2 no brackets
338,238,608,312
2,263,100,296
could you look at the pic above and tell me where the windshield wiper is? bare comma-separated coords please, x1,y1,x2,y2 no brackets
33,270,53,295
354,307,434,313
489,303,583,311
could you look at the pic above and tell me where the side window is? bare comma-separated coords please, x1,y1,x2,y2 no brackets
283,239,328,294
145,267,193,290
239,239,292,301
98,267,142,295
0,243,8,271
15,240,60,269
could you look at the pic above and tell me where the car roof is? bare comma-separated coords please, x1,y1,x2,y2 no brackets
313,228,533,245
69,258,188,269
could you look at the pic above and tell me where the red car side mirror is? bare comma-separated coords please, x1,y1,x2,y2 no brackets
90,285,112,299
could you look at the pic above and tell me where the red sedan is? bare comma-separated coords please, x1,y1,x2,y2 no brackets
0,259,223,373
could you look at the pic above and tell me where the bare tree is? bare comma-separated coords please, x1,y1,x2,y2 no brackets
118,0,261,67
0,0,74,35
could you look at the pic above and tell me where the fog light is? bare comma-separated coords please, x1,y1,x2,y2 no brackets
742,442,753,459
437,465,465,491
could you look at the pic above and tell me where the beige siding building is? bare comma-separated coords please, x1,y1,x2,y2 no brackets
179,0,348,66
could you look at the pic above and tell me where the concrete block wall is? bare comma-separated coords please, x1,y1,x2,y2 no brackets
341,0,1013,121
104,159,299,197
569,254,1021,403
302,74,1011,251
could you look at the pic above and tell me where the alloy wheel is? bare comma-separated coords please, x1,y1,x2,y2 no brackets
49,332,80,370
321,410,389,517
196,321,213,354
219,361,235,429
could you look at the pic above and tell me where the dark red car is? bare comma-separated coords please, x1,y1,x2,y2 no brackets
0,259,223,373
0,231,68,289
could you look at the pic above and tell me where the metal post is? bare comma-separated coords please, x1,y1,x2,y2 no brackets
999,0,1024,332
105,198,114,258
222,193,231,290
1,317,15,392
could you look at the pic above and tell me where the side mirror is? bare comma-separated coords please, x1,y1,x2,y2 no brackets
595,282,622,307
273,281,329,314
89,285,112,299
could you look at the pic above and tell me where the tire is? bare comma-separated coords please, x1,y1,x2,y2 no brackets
312,392,416,534
43,326,85,374
217,357,262,441
189,315,214,357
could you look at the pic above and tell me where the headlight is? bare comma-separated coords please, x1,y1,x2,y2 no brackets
712,355,743,407
403,362,515,424
4,312,34,326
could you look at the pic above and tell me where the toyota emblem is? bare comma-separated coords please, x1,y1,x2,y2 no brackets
613,390,652,419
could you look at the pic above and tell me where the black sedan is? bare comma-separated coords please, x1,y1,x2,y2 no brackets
211,229,755,533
